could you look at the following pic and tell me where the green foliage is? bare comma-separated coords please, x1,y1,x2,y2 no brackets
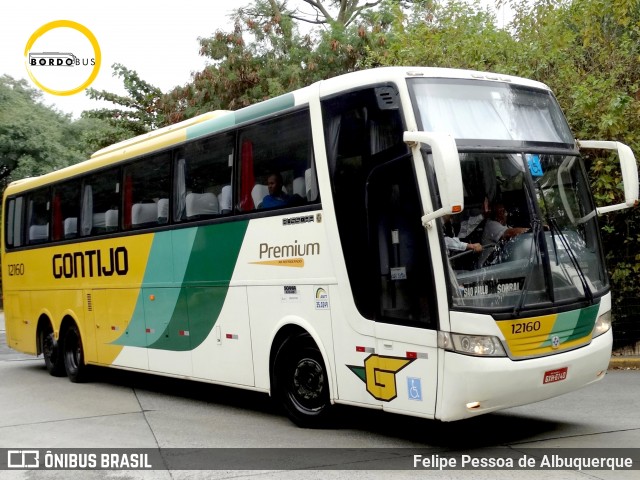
83,63,164,147
518,0,640,310
157,0,394,122
158,7,307,121
364,0,515,71
63,117,125,159
0,75,84,185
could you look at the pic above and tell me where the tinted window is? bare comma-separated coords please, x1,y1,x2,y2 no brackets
52,180,81,241
237,110,317,212
5,196,24,248
174,133,234,221
81,168,121,236
123,153,171,229
322,87,408,320
26,189,50,245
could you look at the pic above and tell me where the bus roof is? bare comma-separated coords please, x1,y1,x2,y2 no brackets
316,66,551,97
3,67,551,197
90,111,230,158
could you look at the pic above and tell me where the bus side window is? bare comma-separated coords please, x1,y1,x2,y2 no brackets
26,188,50,245
367,159,435,327
5,196,24,248
81,168,121,236
237,109,316,212
322,86,409,321
175,133,234,222
124,153,170,230
52,180,81,241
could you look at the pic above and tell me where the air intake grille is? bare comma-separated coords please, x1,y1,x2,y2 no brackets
375,86,399,110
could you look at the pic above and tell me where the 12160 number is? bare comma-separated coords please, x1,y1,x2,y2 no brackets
511,320,541,335
8,263,25,276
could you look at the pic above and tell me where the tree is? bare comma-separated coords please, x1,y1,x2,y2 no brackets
157,0,395,122
83,63,164,145
63,116,125,160
242,0,386,27
505,0,640,330
363,0,516,71
0,75,84,185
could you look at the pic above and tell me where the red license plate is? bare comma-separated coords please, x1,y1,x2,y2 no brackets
543,367,568,384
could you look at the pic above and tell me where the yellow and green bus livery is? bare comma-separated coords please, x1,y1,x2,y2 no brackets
4,67,639,426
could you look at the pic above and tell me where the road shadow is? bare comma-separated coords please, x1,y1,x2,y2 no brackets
328,405,563,448
8,350,566,449
45,363,566,448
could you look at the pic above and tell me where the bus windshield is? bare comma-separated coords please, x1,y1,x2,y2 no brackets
409,78,574,144
408,78,607,313
436,152,607,312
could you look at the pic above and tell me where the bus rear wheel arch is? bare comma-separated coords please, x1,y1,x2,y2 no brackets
37,316,65,377
272,331,333,428
60,320,89,383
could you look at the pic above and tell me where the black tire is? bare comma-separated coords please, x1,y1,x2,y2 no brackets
273,335,332,428
40,324,65,377
62,323,89,383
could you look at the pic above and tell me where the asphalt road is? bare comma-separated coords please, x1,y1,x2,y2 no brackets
1,315,639,480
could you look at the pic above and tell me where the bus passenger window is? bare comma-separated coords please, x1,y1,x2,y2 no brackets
123,153,170,229
237,109,317,212
175,133,233,222
81,168,121,236
52,180,81,241
5,197,24,248
26,189,50,245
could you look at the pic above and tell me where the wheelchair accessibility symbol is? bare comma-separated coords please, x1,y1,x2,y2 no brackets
407,377,422,401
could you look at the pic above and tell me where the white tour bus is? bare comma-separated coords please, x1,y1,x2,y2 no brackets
3,67,638,427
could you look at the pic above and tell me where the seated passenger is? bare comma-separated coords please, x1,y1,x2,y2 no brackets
482,202,529,244
261,173,292,209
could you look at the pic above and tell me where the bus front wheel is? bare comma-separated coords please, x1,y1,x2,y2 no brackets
274,335,332,428
40,324,65,377
62,323,89,383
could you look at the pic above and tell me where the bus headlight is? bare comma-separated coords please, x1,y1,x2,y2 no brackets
438,332,506,357
592,311,612,338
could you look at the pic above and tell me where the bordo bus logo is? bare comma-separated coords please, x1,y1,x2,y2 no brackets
24,20,101,96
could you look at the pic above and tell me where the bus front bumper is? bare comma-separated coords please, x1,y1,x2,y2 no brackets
436,330,612,421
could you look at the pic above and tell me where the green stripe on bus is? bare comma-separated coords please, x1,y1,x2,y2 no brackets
185,93,295,140
114,221,249,350
186,114,235,140
234,93,295,124
540,303,599,347
563,303,599,342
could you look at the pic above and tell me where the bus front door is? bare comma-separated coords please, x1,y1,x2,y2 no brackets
368,158,439,417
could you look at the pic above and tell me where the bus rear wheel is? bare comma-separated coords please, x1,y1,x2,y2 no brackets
62,323,88,383
274,335,332,428
40,325,65,377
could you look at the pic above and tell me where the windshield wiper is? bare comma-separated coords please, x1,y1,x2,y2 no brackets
513,217,542,316
546,216,594,302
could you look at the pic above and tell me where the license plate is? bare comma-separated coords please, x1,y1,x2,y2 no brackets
543,367,568,384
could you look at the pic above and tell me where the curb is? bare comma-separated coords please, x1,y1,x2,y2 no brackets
608,356,640,369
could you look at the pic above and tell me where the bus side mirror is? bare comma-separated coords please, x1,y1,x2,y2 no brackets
404,131,464,226
578,140,640,214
